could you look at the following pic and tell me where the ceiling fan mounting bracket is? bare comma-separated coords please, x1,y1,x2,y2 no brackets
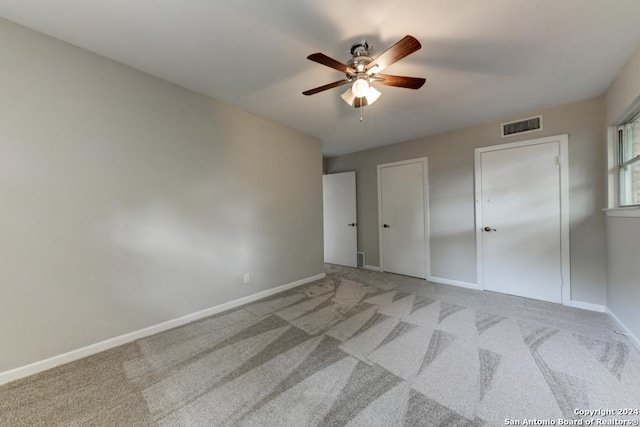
350,40,370,56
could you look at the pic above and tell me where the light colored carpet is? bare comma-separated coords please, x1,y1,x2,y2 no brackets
2,265,639,426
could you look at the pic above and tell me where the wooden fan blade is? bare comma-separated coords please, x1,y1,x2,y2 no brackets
367,35,421,73
307,53,356,74
373,74,426,89
303,79,350,96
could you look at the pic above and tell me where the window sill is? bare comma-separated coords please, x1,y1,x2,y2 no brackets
604,207,640,218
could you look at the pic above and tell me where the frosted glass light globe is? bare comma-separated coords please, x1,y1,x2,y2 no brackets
352,79,370,98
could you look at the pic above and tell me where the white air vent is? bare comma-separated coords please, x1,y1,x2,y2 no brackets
501,115,543,137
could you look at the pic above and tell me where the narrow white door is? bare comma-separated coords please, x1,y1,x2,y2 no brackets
479,141,563,303
379,161,427,278
323,172,357,267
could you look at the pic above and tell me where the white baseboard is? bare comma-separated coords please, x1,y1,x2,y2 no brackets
569,300,606,312
606,307,640,352
0,273,325,386
363,265,382,272
427,275,479,290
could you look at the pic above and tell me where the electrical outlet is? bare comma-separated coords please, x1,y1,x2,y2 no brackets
243,273,250,284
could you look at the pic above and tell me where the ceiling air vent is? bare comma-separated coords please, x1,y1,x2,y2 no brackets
501,115,542,137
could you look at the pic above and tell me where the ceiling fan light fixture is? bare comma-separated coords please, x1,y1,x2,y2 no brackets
341,86,381,107
341,88,356,105
352,78,370,98
303,35,424,112
364,86,381,104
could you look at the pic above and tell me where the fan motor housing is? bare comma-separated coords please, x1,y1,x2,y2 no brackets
347,41,373,74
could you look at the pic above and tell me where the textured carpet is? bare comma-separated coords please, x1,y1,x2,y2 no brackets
2,265,639,426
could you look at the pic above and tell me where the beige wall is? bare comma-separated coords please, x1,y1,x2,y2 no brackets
606,218,640,340
605,46,640,124
0,19,324,372
327,98,607,305
604,44,640,343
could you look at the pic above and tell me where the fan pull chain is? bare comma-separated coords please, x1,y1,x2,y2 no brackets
360,102,364,122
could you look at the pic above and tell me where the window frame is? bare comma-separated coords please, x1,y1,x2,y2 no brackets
617,113,640,207
606,99,640,218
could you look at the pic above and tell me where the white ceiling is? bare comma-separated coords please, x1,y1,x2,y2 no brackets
1,1,640,156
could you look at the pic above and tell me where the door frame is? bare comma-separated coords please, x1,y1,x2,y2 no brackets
377,157,430,278
474,134,570,305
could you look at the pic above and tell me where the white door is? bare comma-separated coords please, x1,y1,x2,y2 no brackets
477,138,568,303
323,172,357,267
378,160,428,278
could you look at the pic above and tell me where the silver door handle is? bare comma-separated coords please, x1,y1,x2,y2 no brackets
483,226,497,232
383,224,390,228
348,223,357,227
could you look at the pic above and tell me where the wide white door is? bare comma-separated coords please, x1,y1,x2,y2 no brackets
479,141,563,303
379,161,427,278
323,172,357,267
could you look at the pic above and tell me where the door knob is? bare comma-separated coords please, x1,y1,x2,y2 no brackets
484,226,497,232
383,224,390,228
348,223,357,227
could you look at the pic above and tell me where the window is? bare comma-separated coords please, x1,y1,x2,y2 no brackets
617,112,640,206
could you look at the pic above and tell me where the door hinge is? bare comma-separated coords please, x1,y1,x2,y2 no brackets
555,156,562,165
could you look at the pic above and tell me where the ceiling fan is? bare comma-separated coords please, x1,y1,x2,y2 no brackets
303,35,426,108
